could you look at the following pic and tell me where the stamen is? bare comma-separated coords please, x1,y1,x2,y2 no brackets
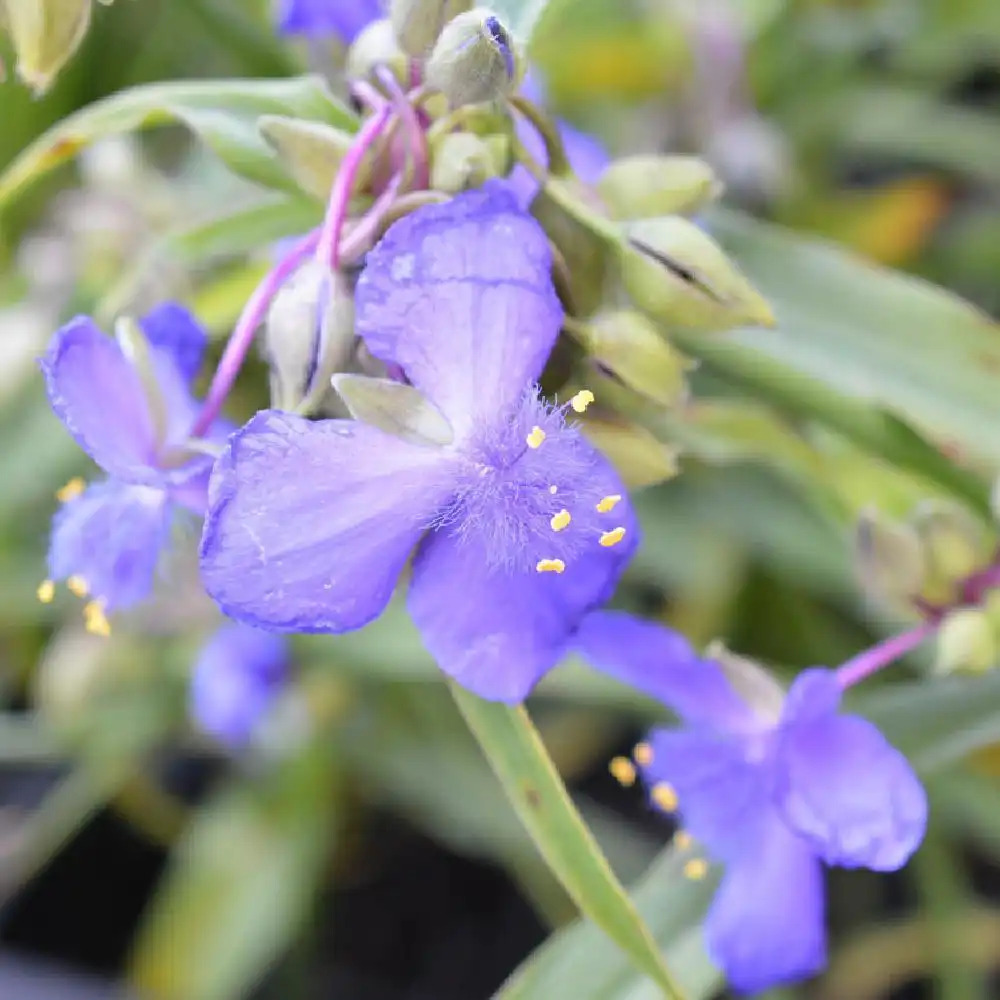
599,527,627,548
37,579,55,604
596,494,622,513
66,575,89,598
550,509,571,532
535,558,566,574
56,477,85,503
683,858,709,880
548,485,558,494
633,741,653,766
651,782,678,812
570,389,595,413
609,757,636,786
674,830,693,850
83,600,111,638
526,426,546,449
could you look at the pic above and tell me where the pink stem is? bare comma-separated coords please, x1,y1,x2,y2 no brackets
190,230,320,438
339,171,405,263
351,79,388,112
317,105,393,270
376,65,430,191
836,621,938,690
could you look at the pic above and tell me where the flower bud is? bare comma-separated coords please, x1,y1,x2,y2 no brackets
430,132,502,193
346,17,408,83
579,310,692,408
706,642,784,722
259,116,360,202
3,0,92,94
598,156,723,220
389,0,472,57
426,9,519,108
332,373,455,446
263,262,355,414
911,500,991,603
580,412,679,490
854,508,926,612
618,216,775,332
935,606,997,675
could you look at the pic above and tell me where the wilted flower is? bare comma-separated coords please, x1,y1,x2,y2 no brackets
190,622,289,747
201,184,638,702
577,612,927,993
39,305,229,630
275,0,383,41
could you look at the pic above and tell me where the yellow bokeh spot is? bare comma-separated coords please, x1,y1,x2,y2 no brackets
596,494,622,513
674,830,693,851
535,558,566,574
550,509,571,532
599,527,627,548
67,574,89,598
37,579,55,604
683,858,709,881
83,600,111,638
633,741,653,766
526,426,546,449
570,389,595,413
56,477,86,503
651,782,678,812
609,757,636,787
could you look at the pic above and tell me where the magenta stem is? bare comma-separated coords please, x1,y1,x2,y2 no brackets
351,79,388,112
376,66,430,191
339,171,405,263
836,621,938,690
317,106,392,270
190,230,320,438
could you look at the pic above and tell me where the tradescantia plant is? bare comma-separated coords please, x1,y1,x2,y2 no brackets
8,1,1000,998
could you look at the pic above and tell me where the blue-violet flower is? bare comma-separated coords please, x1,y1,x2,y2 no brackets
200,184,638,702
275,0,383,42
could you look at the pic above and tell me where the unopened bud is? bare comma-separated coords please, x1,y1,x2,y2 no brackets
3,0,92,94
580,310,692,408
426,10,518,108
332,374,454,446
259,116,360,202
935,607,997,675
264,262,355,415
619,217,775,332
430,132,501,193
389,0,471,57
912,501,991,600
854,508,926,611
706,641,784,723
580,412,679,490
346,18,407,84
598,156,723,220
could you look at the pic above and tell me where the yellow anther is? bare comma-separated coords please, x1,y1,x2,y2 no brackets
66,575,89,598
83,600,111,638
633,741,654,766
548,485,558,494
570,389,595,413
37,579,55,604
596,494,622,513
674,830,693,850
535,558,566,574
56,477,86,503
651,782,678,812
526,426,546,449
599,527,627,548
683,858,709,881
609,756,636,787
550,509,571,532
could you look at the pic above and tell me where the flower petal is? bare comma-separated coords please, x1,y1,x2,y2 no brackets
355,183,563,437
706,809,826,994
574,612,756,731
140,302,207,384
41,317,158,478
775,669,928,871
200,410,458,633
190,623,288,747
275,0,380,40
48,479,171,611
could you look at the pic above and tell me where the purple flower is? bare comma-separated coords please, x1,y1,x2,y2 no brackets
575,612,928,993
200,184,637,702
275,0,383,41
40,304,228,619
190,622,289,747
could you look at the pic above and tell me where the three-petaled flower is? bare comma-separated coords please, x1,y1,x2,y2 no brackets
200,184,638,701
40,305,229,630
576,611,928,993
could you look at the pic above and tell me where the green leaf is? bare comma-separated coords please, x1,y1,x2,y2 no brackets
0,76,357,212
498,844,720,1000
450,686,685,999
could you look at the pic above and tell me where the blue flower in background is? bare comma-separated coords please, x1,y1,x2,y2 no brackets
190,622,289,747
576,612,928,993
275,0,383,41
40,305,228,626
201,184,637,702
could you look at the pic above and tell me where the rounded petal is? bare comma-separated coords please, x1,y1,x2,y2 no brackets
190,623,288,747
276,0,380,40
706,810,827,994
355,182,563,437
40,317,157,478
775,671,927,871
140,303,207,384
200,410,459,633
574,612,756,731
48,479,171,611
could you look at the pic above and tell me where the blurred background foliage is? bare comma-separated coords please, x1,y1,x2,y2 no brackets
5,0,1000,998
